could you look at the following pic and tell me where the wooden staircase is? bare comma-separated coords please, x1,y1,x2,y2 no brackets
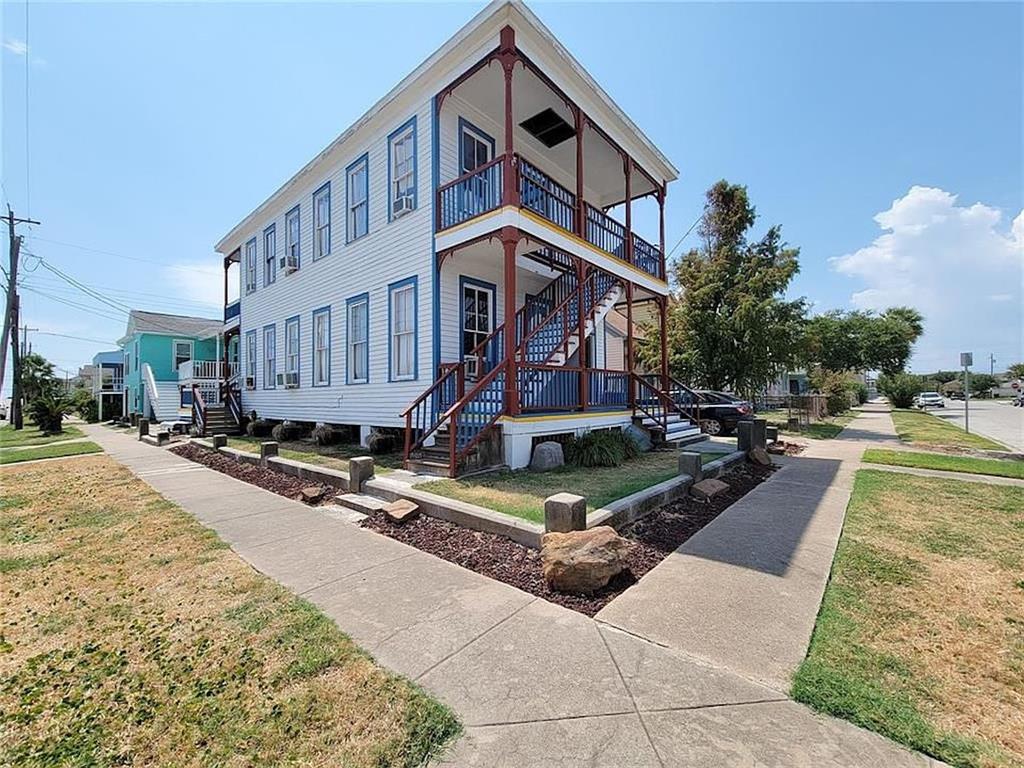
202,404,242,436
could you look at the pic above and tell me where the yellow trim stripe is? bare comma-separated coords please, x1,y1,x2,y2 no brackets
499,410,629,424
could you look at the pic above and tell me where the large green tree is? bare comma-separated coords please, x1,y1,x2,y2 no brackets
803,307,924,376
638,181,806,393
20,352,61,403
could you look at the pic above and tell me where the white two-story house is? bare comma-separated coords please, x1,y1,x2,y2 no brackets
214,0,700,476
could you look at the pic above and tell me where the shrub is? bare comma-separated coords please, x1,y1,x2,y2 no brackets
312,424,336,446
70,389,99,422
879,373,921,408
848,382,869,405
27,392,73,434
246,418,274,438
366,428,399,455
271,421,303,442
564,429,638,468
826,392,851,416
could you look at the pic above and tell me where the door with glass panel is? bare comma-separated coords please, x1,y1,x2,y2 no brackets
460,124,494,219
462,281,494,381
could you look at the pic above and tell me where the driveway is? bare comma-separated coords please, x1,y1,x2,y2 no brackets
925,398,1023,451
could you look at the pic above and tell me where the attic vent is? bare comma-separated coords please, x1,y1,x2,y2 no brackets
520,108,575,148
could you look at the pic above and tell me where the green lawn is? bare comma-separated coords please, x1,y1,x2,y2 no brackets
226,437,399,474
863,448,1024,480
418,450,730,524
0,441,102,465
793,470,1023,767
0,454,459,766
890,409,1006,451
760,410,857,439
0,421,84,448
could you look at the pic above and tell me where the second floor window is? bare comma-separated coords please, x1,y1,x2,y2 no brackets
285,317,300,383
263,325,276,389
245,238,257,293
285,206,300,270
264,225,276,286
245,331,256,388
389,119,416,219
313,183,331,259
173,340,192,372
347,156,368,242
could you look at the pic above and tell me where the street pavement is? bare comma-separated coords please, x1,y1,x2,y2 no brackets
923,397,1023,451
75,422,946,767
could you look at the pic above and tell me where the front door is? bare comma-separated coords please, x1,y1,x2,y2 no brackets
462,281,494,381
460,122,494,216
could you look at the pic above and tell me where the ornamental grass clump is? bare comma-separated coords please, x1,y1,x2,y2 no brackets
565,429,638,468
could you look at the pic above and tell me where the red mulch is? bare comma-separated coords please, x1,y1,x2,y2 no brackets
362,462,776,616
169,443,333,503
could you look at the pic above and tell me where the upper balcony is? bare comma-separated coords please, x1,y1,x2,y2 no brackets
179,360,237,384
224,298,240,329
433,27,669,286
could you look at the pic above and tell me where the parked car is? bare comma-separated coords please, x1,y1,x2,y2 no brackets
695,390,754,436
949,391,965,400
917,392,945,408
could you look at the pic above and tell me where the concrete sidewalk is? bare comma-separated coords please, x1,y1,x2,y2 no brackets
81,423,943,767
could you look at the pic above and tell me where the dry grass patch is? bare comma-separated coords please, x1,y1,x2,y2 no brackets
862,448,1024,480
890,409,1006,451
793,470,1024,768
0,456,459,767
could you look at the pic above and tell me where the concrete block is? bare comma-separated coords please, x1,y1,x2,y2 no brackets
736,421,752,452
137,418,149,439
348,456,374,493
751,419,767,450
260,441,278,466
678,451,703,482
690,478,730,501
544,492,586,533
212,433,227,449
766,425,779,443
155,431,170,446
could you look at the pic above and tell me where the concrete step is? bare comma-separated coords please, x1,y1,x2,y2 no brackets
406,458,452,477
333,493,389,515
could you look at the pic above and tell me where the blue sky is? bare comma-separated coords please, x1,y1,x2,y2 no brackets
2,1,1021,392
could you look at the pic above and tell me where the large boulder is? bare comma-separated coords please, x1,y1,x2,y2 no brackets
530,441,564,472
541,526,634,594
624,424,653,453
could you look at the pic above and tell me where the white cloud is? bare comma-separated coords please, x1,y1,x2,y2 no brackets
160,262,230,309
3,38,28,55
830,186,1024,371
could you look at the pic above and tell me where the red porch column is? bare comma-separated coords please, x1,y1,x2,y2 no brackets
624,156,633,266
625,281,635,409
501,226,520,416
577,260,588,411
499,26,519,208
658,184,667,281
659,296,669,392
574,107,585,238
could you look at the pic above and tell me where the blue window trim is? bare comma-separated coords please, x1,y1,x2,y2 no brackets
387,115,418,223
345,154,369,243
346,292,370,385
263,224,277,286
245,329,257,385
245,237,258,295
284,315,301,387
458,275,497,360
457,117,496,174
285,205,301,270
312,181,331,260
388,275,418,382
262,323,277,389
311,305,331,387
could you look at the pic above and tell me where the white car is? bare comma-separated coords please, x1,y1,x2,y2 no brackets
917,392,944,408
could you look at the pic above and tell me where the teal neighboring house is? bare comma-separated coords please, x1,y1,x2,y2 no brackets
118,310,223,422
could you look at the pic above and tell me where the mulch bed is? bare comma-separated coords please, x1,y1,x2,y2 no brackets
169,443,334,504
362,461,776,616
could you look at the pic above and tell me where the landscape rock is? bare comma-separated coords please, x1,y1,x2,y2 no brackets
690,477,730,501
544,492,586,533
385,498,420,525
748,446,773,466
530,441,565,472
300,485,327,503
624,424,653,453
541,526,634,594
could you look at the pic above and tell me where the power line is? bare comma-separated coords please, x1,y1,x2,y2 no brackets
666,210,705,261
35,331,118,346
19,274,219,309
25,234,221,276
20,285,127,323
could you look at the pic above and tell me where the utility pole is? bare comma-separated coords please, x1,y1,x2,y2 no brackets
990,353,996,376
961,352,973,435
2,205,40,429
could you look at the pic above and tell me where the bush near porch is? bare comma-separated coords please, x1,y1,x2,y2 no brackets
418,449,729,524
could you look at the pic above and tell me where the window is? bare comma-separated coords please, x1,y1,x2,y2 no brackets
263,325,276,389
346,155,368,242
388,118,416,219
313,182,331,259
347,294,369,384
245,330,257,388
263,224,276,286
284,206,300,270
389,277,417,381
459,119,494,174
173,340,193,372
312,307,331,387
285,316,300,385
245,238,257,293
461,278,494,363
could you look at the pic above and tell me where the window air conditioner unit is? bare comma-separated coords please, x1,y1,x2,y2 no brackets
279,252,299,273
285,372,299,389
244,376,256,390
392,195,415,218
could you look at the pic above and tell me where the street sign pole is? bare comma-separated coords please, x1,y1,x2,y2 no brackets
960,352,973,434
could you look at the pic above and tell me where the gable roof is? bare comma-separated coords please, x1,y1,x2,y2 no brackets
216,0,679,254
119,310,221,345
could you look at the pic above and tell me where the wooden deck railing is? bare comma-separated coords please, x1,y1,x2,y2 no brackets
437,155,504,231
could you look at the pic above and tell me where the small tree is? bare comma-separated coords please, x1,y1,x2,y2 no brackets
878,373,921,409
1007,363,1024,380
968,373,998,396
27,391,73,434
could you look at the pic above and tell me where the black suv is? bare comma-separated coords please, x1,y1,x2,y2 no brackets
695,390,755,436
